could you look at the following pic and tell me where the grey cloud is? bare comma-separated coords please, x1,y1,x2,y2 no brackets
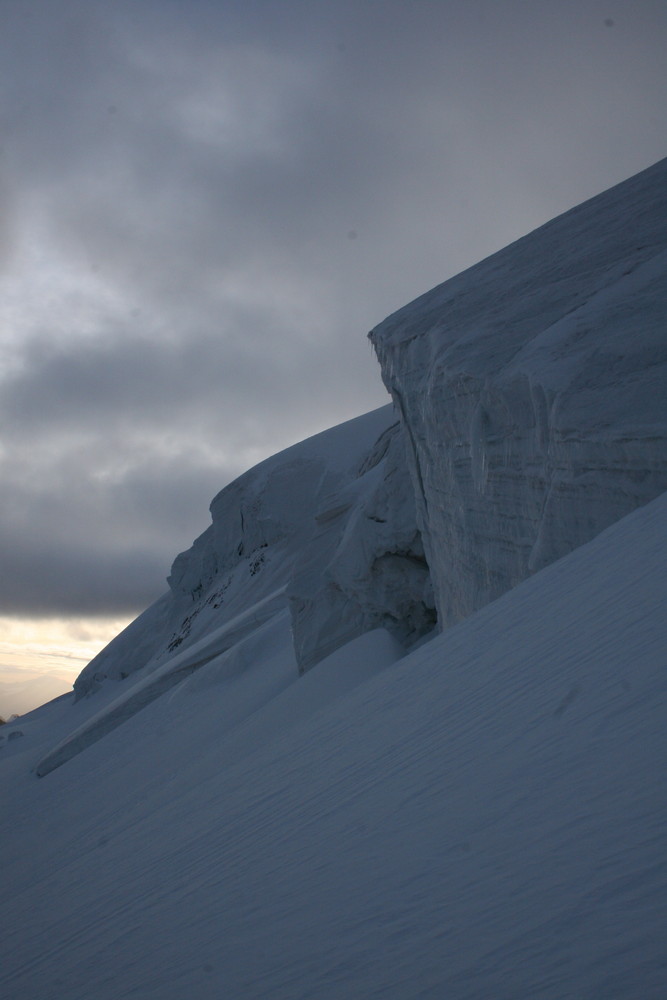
0,539,166,617
1,0,665,617
1,313,383,447
0,450,235,615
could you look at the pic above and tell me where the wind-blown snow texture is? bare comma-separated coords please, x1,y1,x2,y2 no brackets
370,156,667,627
1,159,666,999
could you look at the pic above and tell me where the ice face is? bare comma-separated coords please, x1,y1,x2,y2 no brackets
370,157,667,627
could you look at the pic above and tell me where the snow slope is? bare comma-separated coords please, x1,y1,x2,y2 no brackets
1,489,665,999
370,156,667,628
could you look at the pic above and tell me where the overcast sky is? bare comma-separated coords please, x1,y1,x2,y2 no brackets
1,0,666,631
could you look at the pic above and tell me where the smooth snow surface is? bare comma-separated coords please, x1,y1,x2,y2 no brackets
1,492,666,999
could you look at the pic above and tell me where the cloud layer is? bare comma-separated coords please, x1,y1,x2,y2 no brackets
1,0,666,617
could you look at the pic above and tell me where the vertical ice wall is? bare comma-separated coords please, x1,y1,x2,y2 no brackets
370,158,667,627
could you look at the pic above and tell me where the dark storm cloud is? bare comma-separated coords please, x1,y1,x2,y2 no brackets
0,448,233,614
0,538,165,617
1,0,666,617
2,324,318,436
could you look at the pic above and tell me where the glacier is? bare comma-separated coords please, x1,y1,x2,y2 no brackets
1,158,666,999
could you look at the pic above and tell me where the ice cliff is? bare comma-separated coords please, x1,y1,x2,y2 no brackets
76,157,665,713
370,157,667,628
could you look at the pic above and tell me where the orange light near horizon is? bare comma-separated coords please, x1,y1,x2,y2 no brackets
0,615,133,717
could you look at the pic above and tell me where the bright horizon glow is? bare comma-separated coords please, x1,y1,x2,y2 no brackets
0,615,133,717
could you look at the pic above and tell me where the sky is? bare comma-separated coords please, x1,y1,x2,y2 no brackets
1,0,666,714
